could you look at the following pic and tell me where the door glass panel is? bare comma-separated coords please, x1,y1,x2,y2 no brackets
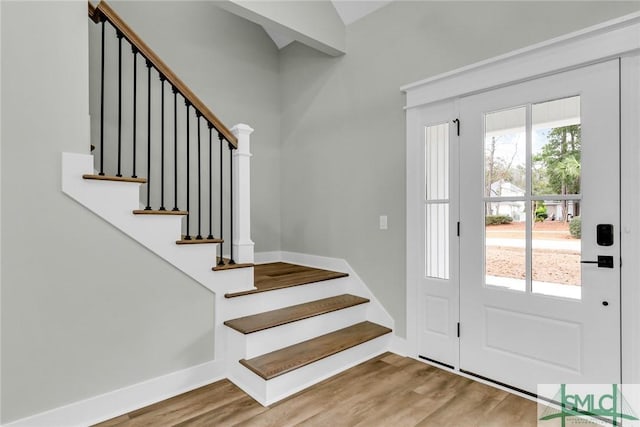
484,107,526,197
426,123,449,200
532,96,581,197
424,123,450,280
532,200,581,299
426,203,449,279
485,202,526,291
482,97,583,300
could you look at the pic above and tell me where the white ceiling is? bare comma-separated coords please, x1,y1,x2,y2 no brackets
263,0,394,50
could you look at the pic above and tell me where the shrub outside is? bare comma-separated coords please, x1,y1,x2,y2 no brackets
569,216,581,238
486,215,513,226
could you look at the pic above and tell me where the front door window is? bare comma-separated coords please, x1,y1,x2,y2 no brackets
484,96,582,299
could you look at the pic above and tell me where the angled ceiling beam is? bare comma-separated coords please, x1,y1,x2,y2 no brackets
216,0,346,56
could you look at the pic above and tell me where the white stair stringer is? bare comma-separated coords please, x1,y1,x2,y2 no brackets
228,332,392,406
61,152,253,295
256,251,395,330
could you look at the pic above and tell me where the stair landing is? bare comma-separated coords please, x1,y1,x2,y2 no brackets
225,262,348,298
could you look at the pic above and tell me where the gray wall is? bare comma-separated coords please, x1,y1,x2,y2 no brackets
278,1,640,338
90,1,282,253
0,1,279,423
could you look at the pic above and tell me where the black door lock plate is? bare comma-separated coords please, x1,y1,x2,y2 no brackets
581,255,614,268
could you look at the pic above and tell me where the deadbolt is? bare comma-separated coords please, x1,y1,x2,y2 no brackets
597,224,614,246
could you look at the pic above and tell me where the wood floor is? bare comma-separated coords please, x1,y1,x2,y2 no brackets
95,353,537,427
225,262,349,298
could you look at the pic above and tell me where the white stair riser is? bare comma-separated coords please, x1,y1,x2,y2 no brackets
264,333,391,405
227,362,268,404
221,277,349,320
231,333,392,406
228,303,369,359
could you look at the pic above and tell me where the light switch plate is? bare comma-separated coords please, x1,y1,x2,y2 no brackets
379,215,388,230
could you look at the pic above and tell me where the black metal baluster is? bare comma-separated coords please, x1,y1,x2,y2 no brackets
196,112,203,240
132,46,138,178
99,19,106,176
185,102,191,240
159,75,166,211
144,59,152,210
172,87,179,211
218,133,224,265
207,124,214,240
116,31,123,177
229,142,235,265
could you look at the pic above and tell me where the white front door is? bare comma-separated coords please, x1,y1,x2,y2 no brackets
459,60,620,394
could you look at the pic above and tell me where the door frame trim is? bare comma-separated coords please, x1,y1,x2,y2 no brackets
404,12,640,385
401,12,640,109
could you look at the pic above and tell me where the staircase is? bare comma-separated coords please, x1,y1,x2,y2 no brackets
70,0,394,410
222,263,392,405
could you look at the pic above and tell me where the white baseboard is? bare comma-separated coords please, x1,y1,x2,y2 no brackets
390,335,409,356
3,360,225,427
253,250,283,264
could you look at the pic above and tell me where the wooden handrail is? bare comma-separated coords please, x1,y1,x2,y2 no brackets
90,1,238,147
88,2,100,23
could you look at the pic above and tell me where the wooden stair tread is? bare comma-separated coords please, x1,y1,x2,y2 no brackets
239,321,391,380
133,209,188,215
213,257,254,271
224,294,369,334
226,262,348,298
83,174,147,184
176,236,223,245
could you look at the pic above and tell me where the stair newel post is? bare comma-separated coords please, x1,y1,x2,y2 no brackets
184,101,192,240
172,86,178,211
116,31,124,177
196,112,203,240
144,59,152,210
231,124,255,264
218,132,225,266
99,18,106,176
207,124,214,240
159,74,166,211
131,46,138,178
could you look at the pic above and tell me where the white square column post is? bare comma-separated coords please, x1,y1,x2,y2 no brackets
231,124,254,264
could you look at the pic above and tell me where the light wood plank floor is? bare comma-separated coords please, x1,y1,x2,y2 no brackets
95,353,537,427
